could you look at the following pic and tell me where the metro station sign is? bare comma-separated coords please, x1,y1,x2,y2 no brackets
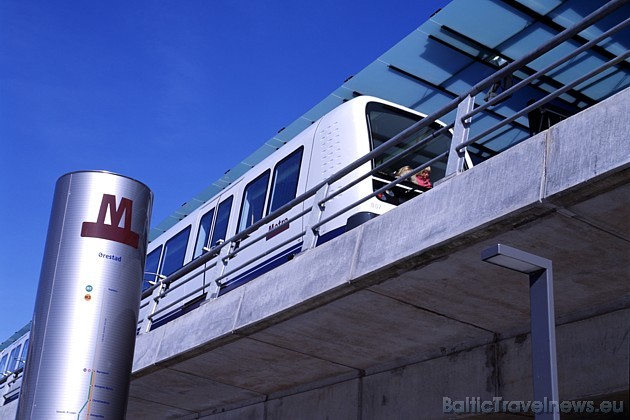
81,193,140,248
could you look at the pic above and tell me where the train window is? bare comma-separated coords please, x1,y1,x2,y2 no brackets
366,102,450,177
211,196,233,246
194,207,216,259
238,171,270,233
267,147,303,215
193,196,234,259
7,345,22,372
160,226,192,277
0,354,7,374
366,102,453,204
18,339,29,369
143,246,163,291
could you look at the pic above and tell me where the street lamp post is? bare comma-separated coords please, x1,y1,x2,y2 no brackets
481,244,559,420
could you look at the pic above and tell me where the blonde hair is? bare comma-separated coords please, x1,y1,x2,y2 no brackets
395,166,413,177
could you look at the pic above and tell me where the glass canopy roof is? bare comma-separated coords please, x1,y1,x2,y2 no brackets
151,0,629,240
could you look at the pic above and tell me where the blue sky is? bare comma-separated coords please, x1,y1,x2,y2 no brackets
0,0,449,340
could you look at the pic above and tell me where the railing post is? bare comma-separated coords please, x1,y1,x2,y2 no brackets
208,241,235,298
144,280,167,333
302,184,329,251
445,94,475,177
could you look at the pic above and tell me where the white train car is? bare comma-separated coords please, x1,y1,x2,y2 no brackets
0,323,30,412
139,96,456,332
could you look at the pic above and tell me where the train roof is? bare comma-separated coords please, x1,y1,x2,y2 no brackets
0,322,31,353
150,0,630,241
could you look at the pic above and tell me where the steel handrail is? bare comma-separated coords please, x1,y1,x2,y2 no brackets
459,51,630,152
462,17,630,122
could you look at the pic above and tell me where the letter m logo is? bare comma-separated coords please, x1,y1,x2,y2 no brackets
81,194,140,248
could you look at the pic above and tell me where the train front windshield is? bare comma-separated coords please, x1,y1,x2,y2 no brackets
366,102,452,204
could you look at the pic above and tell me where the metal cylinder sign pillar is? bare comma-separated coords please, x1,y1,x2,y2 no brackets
17,171,153,419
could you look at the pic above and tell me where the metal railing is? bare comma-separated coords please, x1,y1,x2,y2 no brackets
0,364,24,386
139,0,629,333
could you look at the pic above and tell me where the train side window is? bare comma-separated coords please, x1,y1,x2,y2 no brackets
367,102,424,170
366,102,452,204
367,102,451,169
238,171,270,233
143,246,163,291
7,345,22,372
211,196,233,246
0,354,7,374
18,339,29,369
267,147,303,215
194,207,216,259
160,226,192,277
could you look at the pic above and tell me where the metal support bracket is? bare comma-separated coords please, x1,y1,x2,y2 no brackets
445,94,475,177
209,242,235,298
302,184,329,251
144,280,167,333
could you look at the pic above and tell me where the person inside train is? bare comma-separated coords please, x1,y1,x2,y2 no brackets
415,166,432,189
394,165,432,189
394,165,414,180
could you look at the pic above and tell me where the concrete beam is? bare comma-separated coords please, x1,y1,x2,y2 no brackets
187,309,629,420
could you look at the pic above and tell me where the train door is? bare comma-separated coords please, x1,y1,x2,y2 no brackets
182,196,222,300
146,193,239,329
220,143,312,294
191,192,237,288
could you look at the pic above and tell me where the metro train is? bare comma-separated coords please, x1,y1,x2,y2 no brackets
139,95,464,331
0,323,30,409
0,96,463,408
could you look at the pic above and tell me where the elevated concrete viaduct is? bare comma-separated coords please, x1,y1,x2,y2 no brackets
126,88,629,419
